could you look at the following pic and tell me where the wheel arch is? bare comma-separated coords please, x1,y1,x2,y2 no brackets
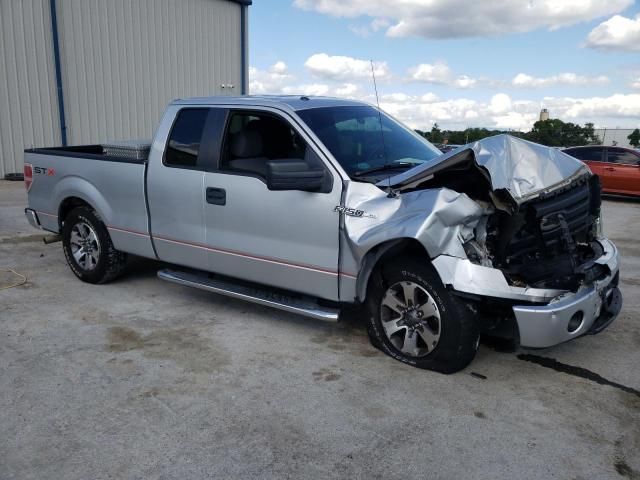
356,238,432,302
58,196,93,229
53,177,113,230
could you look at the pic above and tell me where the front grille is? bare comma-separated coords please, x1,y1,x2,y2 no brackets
488,174,601,288
507,175,599,258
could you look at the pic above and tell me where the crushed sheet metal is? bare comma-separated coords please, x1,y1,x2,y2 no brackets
342,182,489,262
383,134,587,201
431,255,566,303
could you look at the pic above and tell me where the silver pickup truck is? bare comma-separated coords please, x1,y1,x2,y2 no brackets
24,96,622,373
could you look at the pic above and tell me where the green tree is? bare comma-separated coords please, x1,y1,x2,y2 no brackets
429,123,443,144
628,128,640,147
583,123,600,144
524,118,601,147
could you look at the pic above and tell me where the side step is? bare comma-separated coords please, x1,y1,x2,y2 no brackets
157,269,340,322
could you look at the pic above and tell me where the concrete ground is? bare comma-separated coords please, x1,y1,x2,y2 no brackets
1,179,639,480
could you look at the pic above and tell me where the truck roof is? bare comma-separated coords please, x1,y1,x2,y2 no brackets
172,95,369,112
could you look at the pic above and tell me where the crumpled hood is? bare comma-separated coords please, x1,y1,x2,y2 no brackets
381,134,588,200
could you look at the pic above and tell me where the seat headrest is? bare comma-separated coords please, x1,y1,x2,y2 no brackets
230,130,263,158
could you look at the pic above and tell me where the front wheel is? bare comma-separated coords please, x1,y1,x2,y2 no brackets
365,258,480,373
62,206,127,284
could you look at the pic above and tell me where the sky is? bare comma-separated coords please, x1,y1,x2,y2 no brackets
248,0,640,132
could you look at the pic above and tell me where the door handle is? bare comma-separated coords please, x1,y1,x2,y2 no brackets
206,187,226,205
604,167,615,171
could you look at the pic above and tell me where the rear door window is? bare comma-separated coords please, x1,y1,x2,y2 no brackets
607,147,640,165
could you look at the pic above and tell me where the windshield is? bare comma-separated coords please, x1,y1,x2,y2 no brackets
297,105,442,178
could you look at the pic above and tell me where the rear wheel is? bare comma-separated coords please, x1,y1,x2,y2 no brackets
62,206,127,284
365,258,480,373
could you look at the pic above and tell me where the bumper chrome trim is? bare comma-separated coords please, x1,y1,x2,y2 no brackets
25,208,41,229
514,278,620,348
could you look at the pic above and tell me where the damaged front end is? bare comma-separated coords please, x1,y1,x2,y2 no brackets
343,134,621,348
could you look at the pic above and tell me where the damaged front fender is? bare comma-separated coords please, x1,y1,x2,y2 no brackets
343,183,489,261
340,181,492,301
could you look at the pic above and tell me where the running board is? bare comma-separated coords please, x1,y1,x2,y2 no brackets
157,269,340,322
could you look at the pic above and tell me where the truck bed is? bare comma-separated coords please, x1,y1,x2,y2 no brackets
24,144,155,259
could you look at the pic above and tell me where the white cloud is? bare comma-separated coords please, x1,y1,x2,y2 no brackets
585,14,640,52
249,62,294,94
282,83,331,96
373,92,536,131
335,83,360,96
293,0,632,39
304,53,390,81
249,64,365,98
270,61,288,74
354,92,640,131
348,24,371,38
348,18,391,38
408,62,452,84
631,78,640,90
548,94,640,120
492,112,538,130
421,93,440,103
370,18,390,32
408,62,478,88
512,72,610,88
489,93,512,114
248,64,640,131
454,75,477,89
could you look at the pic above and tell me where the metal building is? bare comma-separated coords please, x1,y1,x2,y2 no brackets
0,0,251,177
593,128,636,148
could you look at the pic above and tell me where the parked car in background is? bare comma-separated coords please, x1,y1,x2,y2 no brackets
563,145,640,197
434,144,462,154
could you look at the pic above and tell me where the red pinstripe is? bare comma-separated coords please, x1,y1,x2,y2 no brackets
107,224,358,279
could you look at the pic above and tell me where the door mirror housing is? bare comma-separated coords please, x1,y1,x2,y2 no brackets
266,160,325,192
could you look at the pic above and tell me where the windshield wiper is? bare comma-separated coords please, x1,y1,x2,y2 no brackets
353,162,417,177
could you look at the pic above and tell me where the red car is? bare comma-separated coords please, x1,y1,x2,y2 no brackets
563,145,640,197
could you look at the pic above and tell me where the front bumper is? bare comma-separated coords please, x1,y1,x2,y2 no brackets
513,238,620,348
513,273,621,348
432,238,621,348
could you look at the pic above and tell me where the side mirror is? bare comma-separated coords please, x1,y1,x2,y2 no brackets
266,160,325,192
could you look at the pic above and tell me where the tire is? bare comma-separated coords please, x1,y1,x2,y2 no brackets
62,206,127,284
365,257,480,374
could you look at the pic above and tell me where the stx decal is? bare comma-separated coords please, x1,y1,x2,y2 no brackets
33,166,56,176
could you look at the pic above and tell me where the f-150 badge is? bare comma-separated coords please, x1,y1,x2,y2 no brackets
334,206,376,218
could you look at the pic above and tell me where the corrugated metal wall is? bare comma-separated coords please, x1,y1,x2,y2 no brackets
56,0,242,145
0,0,243,176
0,0,61,177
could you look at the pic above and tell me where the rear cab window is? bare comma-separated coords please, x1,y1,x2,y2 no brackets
164,109,210,168
164,107,227,171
